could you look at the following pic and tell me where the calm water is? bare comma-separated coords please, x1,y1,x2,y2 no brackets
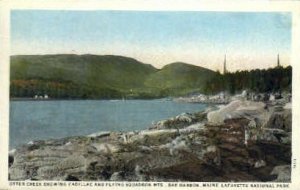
10,100,206,148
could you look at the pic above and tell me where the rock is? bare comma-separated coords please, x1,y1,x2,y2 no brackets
9,149,16,168
283,109,292,132
231,91,248,101
91,143,121,154
110,172,124,181
9,166,28,180
242,90,248,97
128,129,178,146
207,100,242,125
271,165,291,182
179,123,206,134
65,175,80,181
138,145,153,153
254,160,266,168
9,100,291,182
87,131,111,138
257,128,289,143
9,155,14,167
265,106,291,132
151,111,207,130
262,94,270,102
151,113,195,130
274,93,283,100
284,102,291,110
175,113,193,123
248,119,256,128
174,93,229,104
280,132,291,144
160,136,190,156
36,155,86,180
207,100,266,125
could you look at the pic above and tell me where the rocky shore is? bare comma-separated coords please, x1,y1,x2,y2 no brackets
9,99,292,182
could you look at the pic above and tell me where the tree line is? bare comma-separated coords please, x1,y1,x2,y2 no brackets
10,66,292,99
204,66,292,95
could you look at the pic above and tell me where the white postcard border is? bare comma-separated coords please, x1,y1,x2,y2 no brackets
1,0,300,189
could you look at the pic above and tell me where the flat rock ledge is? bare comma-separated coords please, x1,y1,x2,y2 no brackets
9,100,291,182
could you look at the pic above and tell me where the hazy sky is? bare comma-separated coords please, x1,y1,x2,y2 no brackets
11,10,291,71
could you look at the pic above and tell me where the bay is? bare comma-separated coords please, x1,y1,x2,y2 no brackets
9,99,206,148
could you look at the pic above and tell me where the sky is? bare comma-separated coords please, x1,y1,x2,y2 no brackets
11,10,291,72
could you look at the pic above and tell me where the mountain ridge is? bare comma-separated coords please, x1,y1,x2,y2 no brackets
10,54,216,99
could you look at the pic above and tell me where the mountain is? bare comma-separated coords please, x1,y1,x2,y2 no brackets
145,62,217,95
11,54,161,98
11,54,157,89
10,55,216,99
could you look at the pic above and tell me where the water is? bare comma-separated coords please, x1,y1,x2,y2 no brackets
9,99,206,148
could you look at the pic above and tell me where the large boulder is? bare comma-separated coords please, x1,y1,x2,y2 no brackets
265,104,292,132
207,100,266,125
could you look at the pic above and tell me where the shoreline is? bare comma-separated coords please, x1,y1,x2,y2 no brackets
9,97,175,102
9,98,292,182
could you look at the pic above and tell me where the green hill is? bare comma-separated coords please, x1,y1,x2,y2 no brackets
10,55,217,99
145,62,216,96
11,54,157,88
11,54,158,98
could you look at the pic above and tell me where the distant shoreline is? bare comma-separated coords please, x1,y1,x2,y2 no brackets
10,98,83,101
9,97,173,102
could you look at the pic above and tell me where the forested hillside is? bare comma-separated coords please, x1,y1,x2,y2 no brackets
204,66,292,95
10,55,216,99
10,54,292,99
